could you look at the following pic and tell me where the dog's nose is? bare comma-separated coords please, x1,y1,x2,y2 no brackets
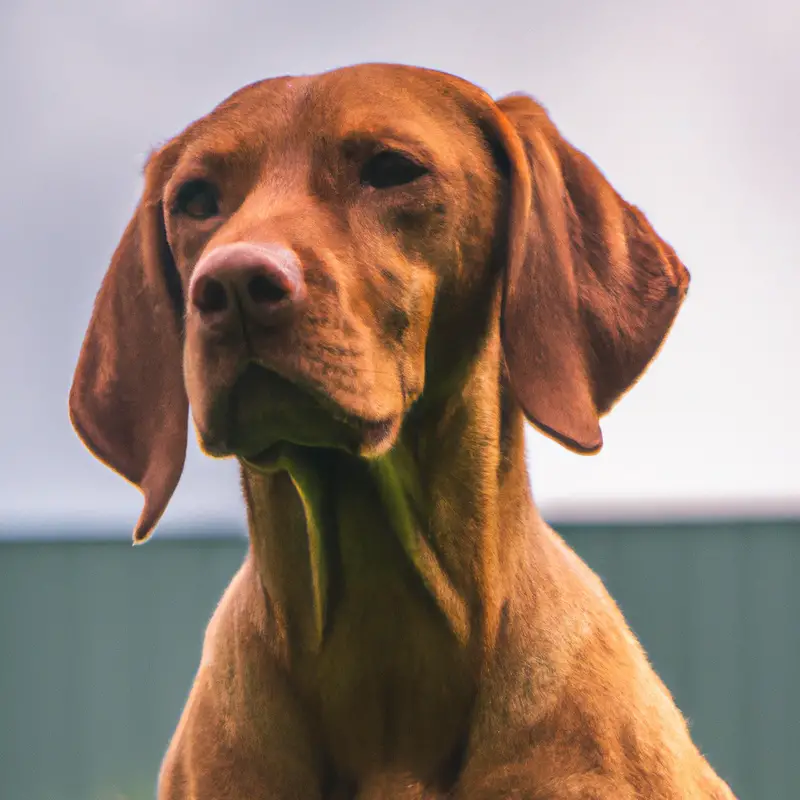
189,243,306,329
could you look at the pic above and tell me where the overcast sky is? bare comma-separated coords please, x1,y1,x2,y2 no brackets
1,0,797,536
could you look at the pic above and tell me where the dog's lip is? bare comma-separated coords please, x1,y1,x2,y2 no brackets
239,414,400,470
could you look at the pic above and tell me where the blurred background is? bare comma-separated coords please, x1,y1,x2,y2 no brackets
1,0,797,798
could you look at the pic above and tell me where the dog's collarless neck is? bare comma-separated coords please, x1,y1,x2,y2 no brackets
241,436,483,655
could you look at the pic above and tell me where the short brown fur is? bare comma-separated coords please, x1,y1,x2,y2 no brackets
69,64,734,798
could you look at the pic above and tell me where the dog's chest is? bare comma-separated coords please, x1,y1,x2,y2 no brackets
299,506,475,784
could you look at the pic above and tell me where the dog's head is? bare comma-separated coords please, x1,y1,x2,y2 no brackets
69,64,689,541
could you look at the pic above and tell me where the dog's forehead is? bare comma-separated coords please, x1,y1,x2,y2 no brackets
183,65,481,159
313,64,476,123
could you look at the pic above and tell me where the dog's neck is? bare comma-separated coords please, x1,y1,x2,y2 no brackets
241,320,537,660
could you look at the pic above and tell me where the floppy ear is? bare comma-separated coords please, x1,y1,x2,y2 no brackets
69,147,189,542
492,94,690,453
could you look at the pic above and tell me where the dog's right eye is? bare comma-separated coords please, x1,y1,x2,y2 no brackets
174,179,220,220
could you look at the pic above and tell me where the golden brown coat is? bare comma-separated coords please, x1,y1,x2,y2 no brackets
70,64,734,799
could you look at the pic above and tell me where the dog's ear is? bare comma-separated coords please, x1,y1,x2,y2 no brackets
69,144,189,542
491,94,690,453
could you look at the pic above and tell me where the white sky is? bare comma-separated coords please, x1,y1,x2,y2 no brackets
1,0,798,536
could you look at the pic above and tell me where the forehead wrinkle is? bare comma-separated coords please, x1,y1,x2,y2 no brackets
180,144,257,175
319,104,463,173
337,131,438,178
177,78,312,169
305,75,485,173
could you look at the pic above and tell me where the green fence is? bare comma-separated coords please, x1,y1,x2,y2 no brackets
1,519,798,799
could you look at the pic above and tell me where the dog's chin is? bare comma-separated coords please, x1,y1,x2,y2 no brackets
355,415,402,457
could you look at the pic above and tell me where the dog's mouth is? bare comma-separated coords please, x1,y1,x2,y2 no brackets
241,415,399,471
205,362,403,466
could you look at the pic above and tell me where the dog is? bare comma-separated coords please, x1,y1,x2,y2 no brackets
69,63,735,799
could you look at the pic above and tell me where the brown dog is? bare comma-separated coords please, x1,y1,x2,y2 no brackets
69,64,735,799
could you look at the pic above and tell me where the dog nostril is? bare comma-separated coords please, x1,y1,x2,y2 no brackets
195,277,228,314
248,274,289,304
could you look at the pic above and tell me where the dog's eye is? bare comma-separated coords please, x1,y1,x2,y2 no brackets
174,179,220,220
360,151,429,189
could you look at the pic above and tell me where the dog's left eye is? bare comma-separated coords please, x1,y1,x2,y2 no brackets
360,151,429,189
